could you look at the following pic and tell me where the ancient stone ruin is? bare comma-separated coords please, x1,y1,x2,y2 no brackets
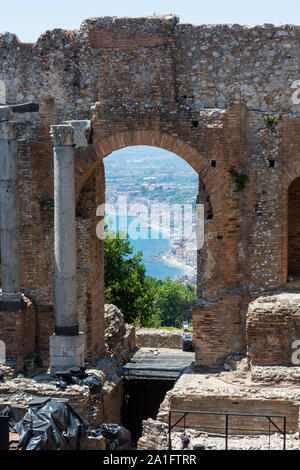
1,15,300,450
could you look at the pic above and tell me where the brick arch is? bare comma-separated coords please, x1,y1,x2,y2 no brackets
74,129,245,365
281,161,300,194
74,129,219,361
280,162,300,283
287,177,300,277
94,130,205,171
75,129,222,209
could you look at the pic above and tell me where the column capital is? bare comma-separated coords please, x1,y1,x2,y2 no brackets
50,124,74,147
64,120,91,148
0,120,18,141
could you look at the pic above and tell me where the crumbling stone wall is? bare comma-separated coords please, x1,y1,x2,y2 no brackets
104,304,135,359
138,419,169,450
136,328,183,349
1,16,300,366
0,356,125,432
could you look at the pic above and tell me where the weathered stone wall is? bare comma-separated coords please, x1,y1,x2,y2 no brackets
247,292,300,366
136,328,183,349
1,16,300,365
101,378,124,425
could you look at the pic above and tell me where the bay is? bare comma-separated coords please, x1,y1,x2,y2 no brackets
106,214,185,280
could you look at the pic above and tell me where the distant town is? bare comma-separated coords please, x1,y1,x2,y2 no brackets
104,146,198,285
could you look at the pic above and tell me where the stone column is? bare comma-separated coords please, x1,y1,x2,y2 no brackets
0,107,23,308
49,124,84,372
0,107,36,369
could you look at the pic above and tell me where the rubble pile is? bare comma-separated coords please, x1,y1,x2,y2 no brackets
138,419,169,450
0,355,125,430
171,429,299,451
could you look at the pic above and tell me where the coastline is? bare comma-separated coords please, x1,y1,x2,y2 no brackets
161,253,196,275
106,211,194,241
106,211,196,283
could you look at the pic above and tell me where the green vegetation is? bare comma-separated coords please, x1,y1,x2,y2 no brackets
263,113,281,130
104,225,153,325
153,277,196,328
229,168,249,192
104,226,197,328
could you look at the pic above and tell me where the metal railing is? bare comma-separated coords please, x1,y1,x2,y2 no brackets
168,409,287,451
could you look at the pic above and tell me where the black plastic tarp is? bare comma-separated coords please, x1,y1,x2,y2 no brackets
99,424,131,450
0,405,21,432
55,369,102,393
15,401,88,450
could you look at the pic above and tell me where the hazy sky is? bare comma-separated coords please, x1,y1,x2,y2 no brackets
2,0,300,43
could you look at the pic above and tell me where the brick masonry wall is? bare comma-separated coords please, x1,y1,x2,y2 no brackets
138,392,300,449
247,292,300,366
1,16,300,365
193,294,249,366
0,299,36,369
168,395,299,434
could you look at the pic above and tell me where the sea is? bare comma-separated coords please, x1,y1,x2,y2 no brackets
106,214,185,280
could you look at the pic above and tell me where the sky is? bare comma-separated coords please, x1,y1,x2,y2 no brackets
1,0,300,43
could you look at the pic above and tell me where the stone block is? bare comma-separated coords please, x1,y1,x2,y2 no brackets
50,333,85,373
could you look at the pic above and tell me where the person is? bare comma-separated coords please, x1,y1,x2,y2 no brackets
180,435,192,450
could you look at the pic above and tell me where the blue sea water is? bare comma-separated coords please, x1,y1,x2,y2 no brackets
106,214,184,280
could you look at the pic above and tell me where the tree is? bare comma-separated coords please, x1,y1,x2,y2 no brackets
104,225,197,328
104,226,156,324
155,277,197,329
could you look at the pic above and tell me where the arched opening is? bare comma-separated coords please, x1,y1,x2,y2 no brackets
104,145,198,283
288,177,300,278
75,130,219,363
102,145,202,327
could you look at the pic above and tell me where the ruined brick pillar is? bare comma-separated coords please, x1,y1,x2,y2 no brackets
0,107,22,306
49,124,85,372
